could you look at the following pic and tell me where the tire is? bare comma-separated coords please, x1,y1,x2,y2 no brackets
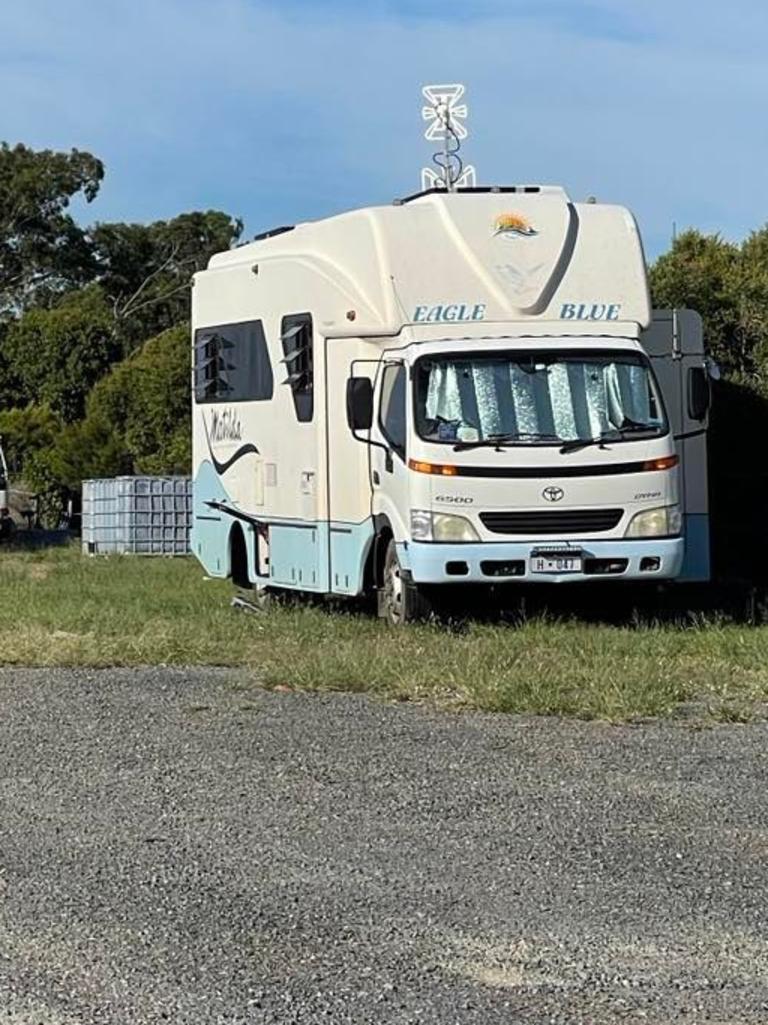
379,539,431,625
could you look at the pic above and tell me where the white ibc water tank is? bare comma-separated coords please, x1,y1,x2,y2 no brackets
81,476,192,555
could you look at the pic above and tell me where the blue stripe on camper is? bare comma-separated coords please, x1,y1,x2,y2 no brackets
330,520,375,595
194,458,373,594
269,520,373,595
269,522,329,592
192,460,232,577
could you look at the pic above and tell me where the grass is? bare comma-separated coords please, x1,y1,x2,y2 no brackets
1,542,768,721
0,543,257,666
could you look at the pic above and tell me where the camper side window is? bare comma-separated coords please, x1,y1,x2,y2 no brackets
193,321,273,403
280,313,314,423
379,363,406,459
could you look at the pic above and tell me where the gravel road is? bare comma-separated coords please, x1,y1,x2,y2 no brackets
1,667,767,1024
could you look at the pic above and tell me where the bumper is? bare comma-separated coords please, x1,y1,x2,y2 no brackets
399,537,685,585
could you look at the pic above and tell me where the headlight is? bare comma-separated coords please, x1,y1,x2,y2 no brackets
625,504,682,538
409,510,480,542
410,509,433,540
433,513,480,542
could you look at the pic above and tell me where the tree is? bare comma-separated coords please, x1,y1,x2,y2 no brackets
0,404,61,476
649,230,743,374
0,142,103,314
0,142,243,519
0,285,119,421
24,412,130,525
20,325,190,525
91,211,242,349
732,227,768,371
87,323,191,473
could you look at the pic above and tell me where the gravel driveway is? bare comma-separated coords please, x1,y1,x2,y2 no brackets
1,667,767,1024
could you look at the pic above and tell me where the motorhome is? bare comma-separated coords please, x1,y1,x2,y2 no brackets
191,186,710,623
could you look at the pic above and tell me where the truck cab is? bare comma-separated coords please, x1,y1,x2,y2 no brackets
348,329,688,621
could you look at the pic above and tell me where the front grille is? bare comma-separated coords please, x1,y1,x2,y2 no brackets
479,508,623,535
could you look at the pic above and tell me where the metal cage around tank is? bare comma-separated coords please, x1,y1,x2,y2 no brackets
81,476,192,555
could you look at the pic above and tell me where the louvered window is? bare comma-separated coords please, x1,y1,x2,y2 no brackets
193,321,273,403
280,313,313,422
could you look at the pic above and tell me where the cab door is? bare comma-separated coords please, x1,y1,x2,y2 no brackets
369,360,411,543
324,339,378,596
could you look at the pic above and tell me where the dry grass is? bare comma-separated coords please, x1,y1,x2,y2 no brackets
1,543,768,720
0,543,253,667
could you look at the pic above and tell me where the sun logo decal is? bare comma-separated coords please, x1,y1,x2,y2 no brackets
493,213,538,239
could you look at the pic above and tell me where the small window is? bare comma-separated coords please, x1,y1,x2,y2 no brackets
194,320,273,403
379,363,407,458
281,313,313,422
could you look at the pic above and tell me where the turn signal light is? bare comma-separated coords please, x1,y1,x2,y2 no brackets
642,455,678,472
408,459,459,476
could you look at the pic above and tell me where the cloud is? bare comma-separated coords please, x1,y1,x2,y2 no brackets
1,0,767,256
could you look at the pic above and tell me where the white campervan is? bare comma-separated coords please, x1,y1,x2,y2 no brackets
191,186,710,623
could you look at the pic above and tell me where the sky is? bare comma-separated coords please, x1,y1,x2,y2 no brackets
1,0,766,259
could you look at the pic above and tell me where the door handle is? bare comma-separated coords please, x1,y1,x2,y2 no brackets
372,470,381,486
385,451,393,473
300,471,315,495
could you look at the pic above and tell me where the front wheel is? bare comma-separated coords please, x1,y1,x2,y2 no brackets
379,539,431,625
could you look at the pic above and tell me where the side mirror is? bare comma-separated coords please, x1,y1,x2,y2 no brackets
346,377,373,432
688,366,711,421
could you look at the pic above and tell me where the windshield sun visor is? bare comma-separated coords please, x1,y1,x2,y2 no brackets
413,349,668,448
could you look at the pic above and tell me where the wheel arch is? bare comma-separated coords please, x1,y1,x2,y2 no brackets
368,513,394,590
229,521,252,589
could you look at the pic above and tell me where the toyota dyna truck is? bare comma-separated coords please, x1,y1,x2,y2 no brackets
191,185,711,623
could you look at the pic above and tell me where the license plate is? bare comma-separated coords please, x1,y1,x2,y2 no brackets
530,555,582,574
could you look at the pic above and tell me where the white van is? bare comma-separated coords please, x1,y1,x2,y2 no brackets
191,186,711,622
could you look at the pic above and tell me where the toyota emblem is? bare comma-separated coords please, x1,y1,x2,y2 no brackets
542,486,564,503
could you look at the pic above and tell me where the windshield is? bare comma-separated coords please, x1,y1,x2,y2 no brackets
413,349,667,446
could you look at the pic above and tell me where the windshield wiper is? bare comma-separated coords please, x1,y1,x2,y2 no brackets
560,423,657,454
616,421,658,435
454,432,560,452
559,434,613,454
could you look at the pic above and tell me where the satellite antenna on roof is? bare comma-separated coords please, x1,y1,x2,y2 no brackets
421,83,477,192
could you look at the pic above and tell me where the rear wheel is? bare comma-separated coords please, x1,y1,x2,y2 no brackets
379,539,431,625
